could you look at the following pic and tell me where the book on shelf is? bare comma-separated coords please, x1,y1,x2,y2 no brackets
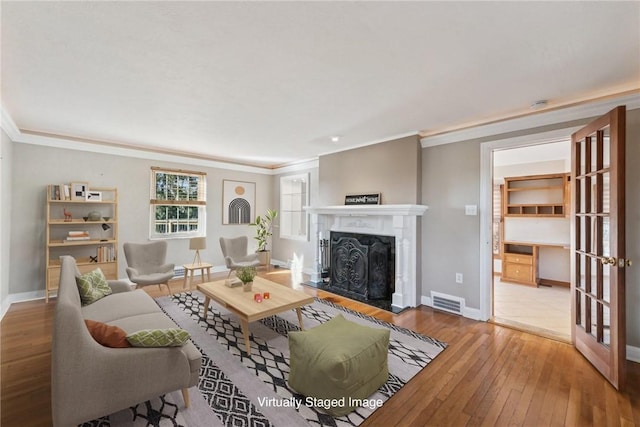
50,185,61,200
65,230,90,241
97,245,116,262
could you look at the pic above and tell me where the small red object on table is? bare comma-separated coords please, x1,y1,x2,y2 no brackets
263,292,270,299
254,293,263,303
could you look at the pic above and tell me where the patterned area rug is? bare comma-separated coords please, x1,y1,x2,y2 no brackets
85,292,447,426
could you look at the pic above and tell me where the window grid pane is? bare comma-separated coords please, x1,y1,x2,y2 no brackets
151,168,206,238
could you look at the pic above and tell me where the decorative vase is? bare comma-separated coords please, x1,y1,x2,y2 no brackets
242,281,253,292
87,211,102,221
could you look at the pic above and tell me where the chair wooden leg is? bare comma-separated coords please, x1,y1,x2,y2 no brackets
227,270,232,278
182,388,190,408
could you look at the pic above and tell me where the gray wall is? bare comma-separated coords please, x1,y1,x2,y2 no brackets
318,135,422,205
10,142,272,294
422,140,481,307
625,108,640,348
421,107,640,347
1,129,13,308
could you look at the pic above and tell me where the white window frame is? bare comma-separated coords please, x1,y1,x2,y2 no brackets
279,173,309,241
149,167,207,239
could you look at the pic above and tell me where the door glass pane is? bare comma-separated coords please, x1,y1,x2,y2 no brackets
602,172,610,214
583,294,592,334
577,254,586,290
575,290,583,327
603,263,611,303
579,178,587,214
579,139,586,176
603,305,611,346
591,132,601,173
590,256,599,295
588,295,597,338
602,216,610,257
579,293,587,330
578,216,586,251
602,126,610,169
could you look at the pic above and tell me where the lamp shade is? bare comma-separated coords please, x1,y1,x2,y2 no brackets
189,237,206,251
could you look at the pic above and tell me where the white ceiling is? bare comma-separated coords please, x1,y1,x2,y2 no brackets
2,1,639,168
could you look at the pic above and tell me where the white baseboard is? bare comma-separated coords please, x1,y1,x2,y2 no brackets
0,290,46,321
627,345,640,363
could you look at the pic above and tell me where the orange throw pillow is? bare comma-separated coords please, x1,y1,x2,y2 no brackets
85,319,131,348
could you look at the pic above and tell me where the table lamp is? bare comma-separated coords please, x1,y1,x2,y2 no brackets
189,237,206,266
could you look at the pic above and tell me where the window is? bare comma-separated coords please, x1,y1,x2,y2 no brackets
150,167,206,239
280,173,309,241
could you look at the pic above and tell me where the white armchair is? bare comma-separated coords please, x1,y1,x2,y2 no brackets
219,236,260,278
123,241,175,291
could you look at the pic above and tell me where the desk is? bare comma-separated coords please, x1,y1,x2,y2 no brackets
183,263,212,289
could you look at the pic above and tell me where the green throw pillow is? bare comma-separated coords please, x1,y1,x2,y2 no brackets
76,268,112,306
126,328,190,347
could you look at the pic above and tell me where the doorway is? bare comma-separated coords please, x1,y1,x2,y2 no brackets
492,142,571,342
480,127,577,341
491,141,572,341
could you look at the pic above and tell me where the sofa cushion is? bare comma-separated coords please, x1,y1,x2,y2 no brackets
85,319,131,348
126,328,190,347
81,289,160,323
109,312,202,375
76,268,112,306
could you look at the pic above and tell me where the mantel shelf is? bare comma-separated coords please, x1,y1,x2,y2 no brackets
305,204,429,216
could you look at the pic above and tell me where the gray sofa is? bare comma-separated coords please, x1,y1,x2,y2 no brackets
52,255,201,426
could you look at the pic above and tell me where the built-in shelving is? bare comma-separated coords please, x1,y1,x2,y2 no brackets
503,173,569,217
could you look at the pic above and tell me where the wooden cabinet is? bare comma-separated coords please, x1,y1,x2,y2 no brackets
45,186,118,302
503,173,569,217
502,243,538,286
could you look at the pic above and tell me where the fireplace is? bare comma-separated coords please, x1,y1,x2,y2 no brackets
305,204,428,311
328,231,395,303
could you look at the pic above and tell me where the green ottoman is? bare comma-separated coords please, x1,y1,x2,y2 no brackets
288,314,390,416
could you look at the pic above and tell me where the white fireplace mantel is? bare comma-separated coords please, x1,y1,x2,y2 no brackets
305,204,428,310
305,204,428,217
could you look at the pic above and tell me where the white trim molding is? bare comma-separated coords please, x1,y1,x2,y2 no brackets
421,91,640,147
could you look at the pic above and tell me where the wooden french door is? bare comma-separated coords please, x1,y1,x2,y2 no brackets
571,105,628,390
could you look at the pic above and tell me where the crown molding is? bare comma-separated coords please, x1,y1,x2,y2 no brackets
420,90,640,148
2,105,320,175
0,106,21,141
271,158,319,174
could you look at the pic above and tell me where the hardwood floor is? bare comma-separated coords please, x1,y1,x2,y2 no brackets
2,268,639,426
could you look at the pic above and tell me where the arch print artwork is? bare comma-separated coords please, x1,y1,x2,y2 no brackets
222,180,255,224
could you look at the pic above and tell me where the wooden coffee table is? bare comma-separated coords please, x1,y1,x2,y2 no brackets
197,277,314,355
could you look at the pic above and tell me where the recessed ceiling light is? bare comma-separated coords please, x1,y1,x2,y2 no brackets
331,136,340,143
530,100,548,110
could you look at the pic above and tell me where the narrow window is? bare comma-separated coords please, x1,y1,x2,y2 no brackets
279,173,309,241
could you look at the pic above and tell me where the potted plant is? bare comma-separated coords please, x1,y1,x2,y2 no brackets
250,208,278,267
236,266,256,292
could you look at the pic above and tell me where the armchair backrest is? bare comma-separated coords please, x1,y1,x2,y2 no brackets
123,241,168,275
219,236,249,267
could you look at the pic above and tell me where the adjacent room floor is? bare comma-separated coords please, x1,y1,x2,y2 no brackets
493,276,571,341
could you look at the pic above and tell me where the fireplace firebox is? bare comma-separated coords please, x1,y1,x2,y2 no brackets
327,231,395,304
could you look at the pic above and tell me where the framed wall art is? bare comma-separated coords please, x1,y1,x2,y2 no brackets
222,180,255,224
70,182,89,201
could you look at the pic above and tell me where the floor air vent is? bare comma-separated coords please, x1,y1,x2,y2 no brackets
430,292,464,316
173,266,185,279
